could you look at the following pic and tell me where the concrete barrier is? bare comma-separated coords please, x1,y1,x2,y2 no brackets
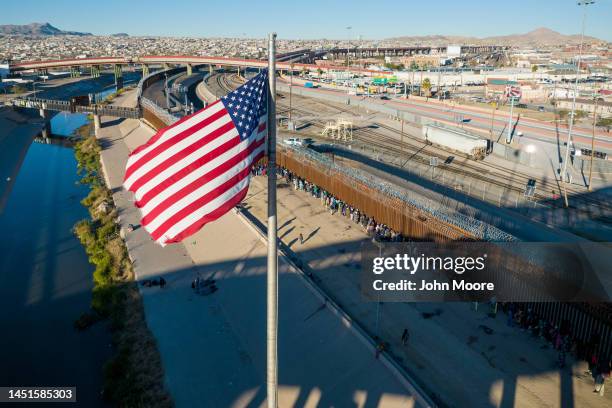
196,77,217,104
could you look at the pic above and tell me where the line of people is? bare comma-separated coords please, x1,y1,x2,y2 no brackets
500,302,611,396
251,164,404,242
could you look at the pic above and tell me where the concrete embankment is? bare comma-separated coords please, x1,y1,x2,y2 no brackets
0,107,43,213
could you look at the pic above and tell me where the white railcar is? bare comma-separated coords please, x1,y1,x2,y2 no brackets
422,124,487,160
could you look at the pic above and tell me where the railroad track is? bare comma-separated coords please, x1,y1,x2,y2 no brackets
282,103,536,197
210,73,611,217
373,121,612,213
203,72,242,97
280,94,612,214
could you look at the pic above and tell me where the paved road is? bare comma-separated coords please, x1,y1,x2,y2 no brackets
279,79,612,153
96,90,426,407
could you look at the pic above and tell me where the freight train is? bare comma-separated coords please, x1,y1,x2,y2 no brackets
422,124,488,160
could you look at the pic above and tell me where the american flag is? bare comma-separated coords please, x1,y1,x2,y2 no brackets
123,70,268,245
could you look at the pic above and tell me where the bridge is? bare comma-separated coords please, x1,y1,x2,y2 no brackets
9,97,141,138
5,52,462,78
7,45,509,73
326,45,509,59
9,97,140,118
276,48,328,64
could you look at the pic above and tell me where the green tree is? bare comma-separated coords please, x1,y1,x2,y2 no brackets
410,61,419,71
531,65,538,73
596,117,612,131
10,84,27,94
557,109,569,123
316,67,323,77
422,77,432,96
574,110,587,120
384,62,405,71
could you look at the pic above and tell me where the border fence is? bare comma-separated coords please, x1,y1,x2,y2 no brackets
279,144,515,242
138,71,612,364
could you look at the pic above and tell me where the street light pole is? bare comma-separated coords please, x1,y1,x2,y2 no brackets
506,95,515,144
164,72,170,111
289,63,293,124
588,97,598,191
490,100,497,144
346,26,352,95
561,0,594,184
437,68,442,101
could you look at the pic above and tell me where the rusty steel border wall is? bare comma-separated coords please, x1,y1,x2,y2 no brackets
278,148,470,241
279,144,516,242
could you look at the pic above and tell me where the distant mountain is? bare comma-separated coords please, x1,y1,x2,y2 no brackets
0,22,91,36
485,27,601,46
111,33,129,37
387,27,604,46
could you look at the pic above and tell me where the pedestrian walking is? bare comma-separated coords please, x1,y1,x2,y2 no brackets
401,328,409,345
594,358,610,396
299,233,304,245
594,372,605,396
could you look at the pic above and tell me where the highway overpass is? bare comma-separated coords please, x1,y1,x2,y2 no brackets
8,54,426,77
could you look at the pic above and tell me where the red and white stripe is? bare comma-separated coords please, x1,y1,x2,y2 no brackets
124,100,266,245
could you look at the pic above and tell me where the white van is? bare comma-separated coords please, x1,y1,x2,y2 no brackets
283,137,304,147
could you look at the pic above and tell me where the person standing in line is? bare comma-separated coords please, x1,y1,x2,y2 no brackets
299,233,304,245
401,328,409,345
594,358,610,396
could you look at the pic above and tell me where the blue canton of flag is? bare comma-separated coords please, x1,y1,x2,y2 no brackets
221,69,268,140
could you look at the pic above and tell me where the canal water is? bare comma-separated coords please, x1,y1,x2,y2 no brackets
0,112,111,407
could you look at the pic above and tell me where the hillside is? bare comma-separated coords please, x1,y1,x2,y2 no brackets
0,23,91,36
388,28,603,46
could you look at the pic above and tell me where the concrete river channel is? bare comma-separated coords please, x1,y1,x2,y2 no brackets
0,73,139,407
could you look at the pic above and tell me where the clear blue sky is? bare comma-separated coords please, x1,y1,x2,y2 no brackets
1,0,610,40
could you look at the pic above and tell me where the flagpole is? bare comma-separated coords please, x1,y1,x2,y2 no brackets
266,32,278,408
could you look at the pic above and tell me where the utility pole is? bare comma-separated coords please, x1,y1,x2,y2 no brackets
346,26,352,95
489,100,497,145
561,0,595,185
289,63,293,124
401,115,404,153
506,97,514,144
588,97,598,191
419,70,423,97
266,32,278,408
437,68,442,100
164,72,170,111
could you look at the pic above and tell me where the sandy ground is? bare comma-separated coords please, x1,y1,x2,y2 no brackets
96,90,424,408
241,174,612,408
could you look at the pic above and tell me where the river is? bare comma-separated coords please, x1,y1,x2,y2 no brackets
0,108,112,406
